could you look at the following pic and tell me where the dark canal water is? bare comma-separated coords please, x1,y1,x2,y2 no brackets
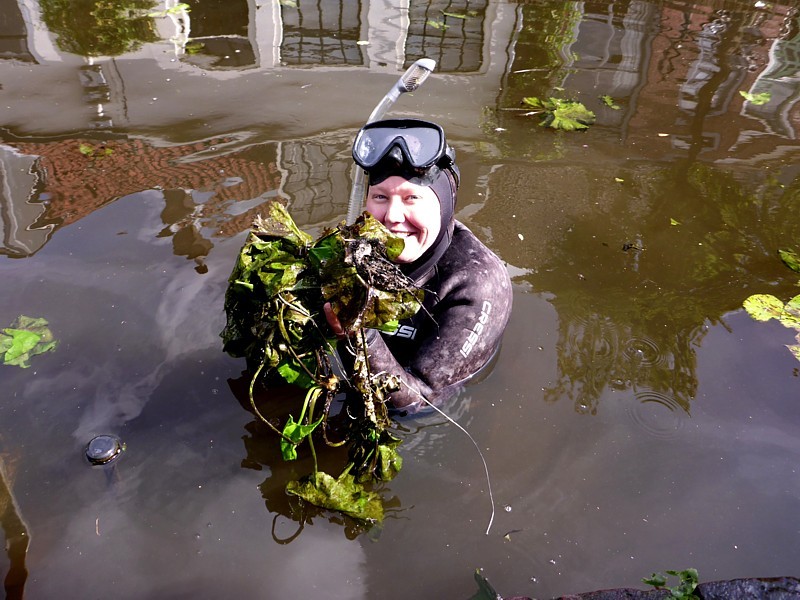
1,1,799,598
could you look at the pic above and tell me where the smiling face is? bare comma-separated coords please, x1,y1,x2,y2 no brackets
366,175,442,263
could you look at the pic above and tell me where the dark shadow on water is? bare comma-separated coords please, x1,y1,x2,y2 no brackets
0,456,29,600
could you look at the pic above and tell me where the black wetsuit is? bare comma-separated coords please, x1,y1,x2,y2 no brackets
349,221,512,413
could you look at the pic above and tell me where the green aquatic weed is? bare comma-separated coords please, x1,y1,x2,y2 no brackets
739,90,771,105
0,316,58,368
522,96,596,131
742,246,800,363
221,201,424,522
642,568,699,599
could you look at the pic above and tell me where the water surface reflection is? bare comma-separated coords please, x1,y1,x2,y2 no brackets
1,1,800,599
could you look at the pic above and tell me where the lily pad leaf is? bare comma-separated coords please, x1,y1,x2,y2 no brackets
779,295,800,329
778,248,800,273
743,294,784,322
286,467,384,522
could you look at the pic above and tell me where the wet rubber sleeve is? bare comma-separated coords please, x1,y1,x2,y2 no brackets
363,225,512,412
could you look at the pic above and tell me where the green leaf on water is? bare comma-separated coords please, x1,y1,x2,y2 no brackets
280,413,324,461
601,94,620,109
522,96,595,131
778,248,800,273
739,91,771,105
78,143,94,156
286,466,384,522
426,19,450,29
779,295,800,329
643,569,699,599
743,294,784,322
441,10,469,19
1,330,40,362
0,316,57,368
278,0,298,7
670,218,681,226
643,573,668,588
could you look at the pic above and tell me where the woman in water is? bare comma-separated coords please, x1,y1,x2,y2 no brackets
326,119,512,413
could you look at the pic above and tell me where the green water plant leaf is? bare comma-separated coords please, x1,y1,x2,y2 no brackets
221,201,424,522
643,569,699,600
286,466,384,522
0,316,58,368
780,295,800,329
601,94,620,109
743,294,800,363
778,248,800,273
281,414,324,460
740,91,771,105
522,96,595,130
743,294,784,322
426,19,449,29
280,386,325,460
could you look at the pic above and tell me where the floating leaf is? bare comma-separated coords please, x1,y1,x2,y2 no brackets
778,248,800,273
522,96,595,131
278,0,298,7
643,573,668,588
601,94,620,109
780,295,800,329
286,467,384,522
614,177,624,183
743,294,784,322
441,10,469,19
739,90,771,105
1,316,57,368
426,19,450,29
78,143,94,156
670,218,681,226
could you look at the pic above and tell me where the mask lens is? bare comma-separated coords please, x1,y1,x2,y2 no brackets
354,123,444,169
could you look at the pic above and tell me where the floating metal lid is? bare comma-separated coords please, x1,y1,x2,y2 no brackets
85,435,123,465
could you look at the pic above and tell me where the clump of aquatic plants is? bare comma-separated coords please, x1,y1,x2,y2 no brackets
743,248,800,363
643,568,700,600
521,96,596,130
221,201,423,523
1,316,57,369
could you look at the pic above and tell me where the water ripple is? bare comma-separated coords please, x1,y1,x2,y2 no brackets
622,337,665,368
626,390,686,439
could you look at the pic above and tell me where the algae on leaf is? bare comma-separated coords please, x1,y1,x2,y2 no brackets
1,316,57,368
286,466,384,523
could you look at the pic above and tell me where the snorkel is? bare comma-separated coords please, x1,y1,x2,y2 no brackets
346,58,437,224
